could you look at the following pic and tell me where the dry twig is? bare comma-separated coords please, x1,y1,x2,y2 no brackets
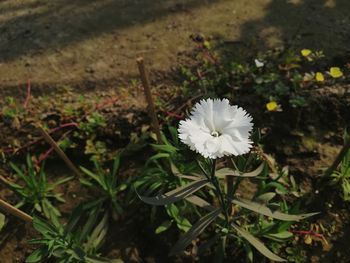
136,57,162,144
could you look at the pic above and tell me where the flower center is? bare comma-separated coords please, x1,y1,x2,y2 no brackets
211,131,220,137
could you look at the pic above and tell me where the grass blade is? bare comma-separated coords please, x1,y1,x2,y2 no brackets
169,208,221,255
80,166,105,189
185,195,217,212
232,223,286,262
216,162,265,179
231,197,318,221
137,179,209,206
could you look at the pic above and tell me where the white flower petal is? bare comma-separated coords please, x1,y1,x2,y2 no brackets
204,137,221,155
255,59,264,68
220,134,252,156
178,98,254,159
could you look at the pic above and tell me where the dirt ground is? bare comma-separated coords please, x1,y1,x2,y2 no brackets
1,0,350,93
1,1,350,262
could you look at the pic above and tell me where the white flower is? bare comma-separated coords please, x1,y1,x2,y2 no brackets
254,59,264,68
178,98,253,159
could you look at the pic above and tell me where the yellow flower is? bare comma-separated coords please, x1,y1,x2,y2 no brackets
203,40,210,49
315,72,324,82
266,101,278,112
329,67,343,78
301,49,312,57
304,235,313,245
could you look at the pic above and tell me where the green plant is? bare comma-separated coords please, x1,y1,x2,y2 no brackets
285,244,307,263
155,203,193,234
80,153,128,218
137,97,316,262
84,139,107,162
26,205,115,263
7,155,73,220
139,152,316,262
134,126,196,196
79,113,106,135
180,42,345,112
1,96,23,120
331,132,350,201
134,126,200,234
1,96,24,132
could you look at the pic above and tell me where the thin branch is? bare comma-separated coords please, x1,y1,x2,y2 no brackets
38,126,82,177
136,57,162,144
0,199,33,223
23,79,31,110
36,130,73,165
3,122,78,154
0,174,14,191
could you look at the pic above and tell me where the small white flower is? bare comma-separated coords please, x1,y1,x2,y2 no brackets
254,59,264,68
178,98,253,159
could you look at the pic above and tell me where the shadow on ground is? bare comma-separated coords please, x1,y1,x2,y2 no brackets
0,0,220,62
0,0,349,91
240,0,349,58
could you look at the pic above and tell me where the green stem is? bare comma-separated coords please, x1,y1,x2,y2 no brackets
210,159,229,227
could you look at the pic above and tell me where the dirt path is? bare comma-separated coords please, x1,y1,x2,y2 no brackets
0,0,349,93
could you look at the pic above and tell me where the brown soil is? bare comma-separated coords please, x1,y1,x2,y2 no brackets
1,0,350,93
0,80,349,262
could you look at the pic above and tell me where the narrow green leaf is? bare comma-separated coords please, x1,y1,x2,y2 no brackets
111,153,121,179
256,192,276,203
169,208,221,255
170,161,180,176
216,162,265,179
34,203,42,212
175,217,192,233
185,195,217,212
79,205,101,242
264,182,288,194
231,197,318,221
170,162,202,181
111,200,123,215
10,162,30,185
39,167,47,191
54,193,66,203
116,183,127,192
145,153,170,166
80,166,105,189
342,180,350,201
32,216,57,236
64,204,84,235
86,255,121,263
42,198,61,219
166,204,192,232
176,174,202,181
168,126,179,145
26,247,48,263
151,144,178,154
79,178,94,187
86,212,109,251
266,231,293,240
49,176,74,189
232,224,286,262
26,155,38,189
155,220,173,234
137,179,209,206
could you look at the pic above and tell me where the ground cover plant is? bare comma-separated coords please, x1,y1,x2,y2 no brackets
0,42,349,263
5,154,72,221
